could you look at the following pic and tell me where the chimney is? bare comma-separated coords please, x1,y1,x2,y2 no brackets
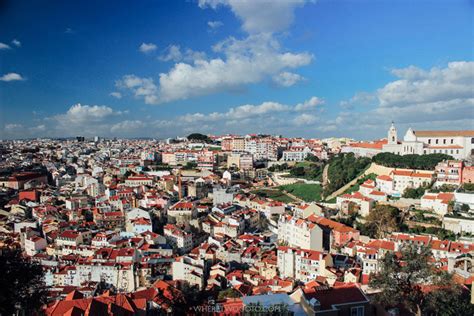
178,170,182,200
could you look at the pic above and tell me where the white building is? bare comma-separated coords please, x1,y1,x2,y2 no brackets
24,236,47,256
281,147,312,162
454,192,474,210
172,256,206,290
56,230,83,247
129,217,153,234
443,215,474,234
261,202,285,217
168,201,197,218
375,169,434,196
421,192,454,216
277,215,323,251
163,224,193,253
375,175,395,195
277,246,332,283
126,208,150,220
382,123,474,160
125,175,154,187
336,192,374,217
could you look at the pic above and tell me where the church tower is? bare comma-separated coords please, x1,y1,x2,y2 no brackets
388,122,398,144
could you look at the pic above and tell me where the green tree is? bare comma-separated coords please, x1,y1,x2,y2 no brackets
372,153,453,170
217,288,242,300
305,154,319,162
289,166,305,177
324,153,371,196
184,161,198,169
403,186,427,199
461,204,470,212
364,205,402,238
423,285,474,315
123,170,134,178
462,183,474,192
0,248,48,315
370,244,473,316
187,133,211,143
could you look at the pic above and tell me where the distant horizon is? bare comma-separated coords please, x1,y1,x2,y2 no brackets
2,125,474,142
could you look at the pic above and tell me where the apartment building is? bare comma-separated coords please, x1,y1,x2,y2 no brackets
277,246,333,283
420,192,454,215
172,256,207,290
281,147,312,162
435,160,463,185
278,215,324,251
374,170,434,196
163,224,193,253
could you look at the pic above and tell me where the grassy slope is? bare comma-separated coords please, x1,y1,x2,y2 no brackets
278,183,322,202
251,189,296,203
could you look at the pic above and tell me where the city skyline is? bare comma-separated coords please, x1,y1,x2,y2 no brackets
1,0,473,140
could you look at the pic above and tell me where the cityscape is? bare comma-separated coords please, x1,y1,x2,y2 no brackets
1,1,474,316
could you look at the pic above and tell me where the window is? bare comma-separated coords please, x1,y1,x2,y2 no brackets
443,139,446,144
351,306,365,316
451,139,454,144
472,138,474,144
428,139,431,144
436,139,439,144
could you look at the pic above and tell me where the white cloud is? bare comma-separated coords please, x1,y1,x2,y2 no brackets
11,39,21,47
294,113,317,125
155,34,312,103
5,123,23,130
146,96,324,137
339,92,376,110
110,120,145,133
177,96,319,123
119,1,313,104
110,91,122,99
377,61,474,108
38,103,126,137
116,75,159,104
208,20,223,29
29,125,46,133
0,42,11,50
273,71,304,87
139,42,157,54
54,103,116,125
158,45,206,63
158,45,182,62
334,61,474,137
294,96,324,111
199,0,311,34
0,73,25,82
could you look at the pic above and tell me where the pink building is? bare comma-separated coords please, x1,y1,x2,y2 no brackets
462,166,474,184
435,160,462,185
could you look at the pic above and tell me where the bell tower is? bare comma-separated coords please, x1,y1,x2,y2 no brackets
388,121,398,144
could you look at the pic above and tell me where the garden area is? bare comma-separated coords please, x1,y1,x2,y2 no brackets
278,183,323,202
251,188,296,203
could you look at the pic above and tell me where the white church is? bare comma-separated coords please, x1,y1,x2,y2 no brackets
382,123,474,160
343,123,474,160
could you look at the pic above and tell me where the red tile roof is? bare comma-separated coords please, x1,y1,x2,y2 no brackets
303,283,368,310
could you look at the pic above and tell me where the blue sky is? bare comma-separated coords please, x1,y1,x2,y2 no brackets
1,0,473,140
